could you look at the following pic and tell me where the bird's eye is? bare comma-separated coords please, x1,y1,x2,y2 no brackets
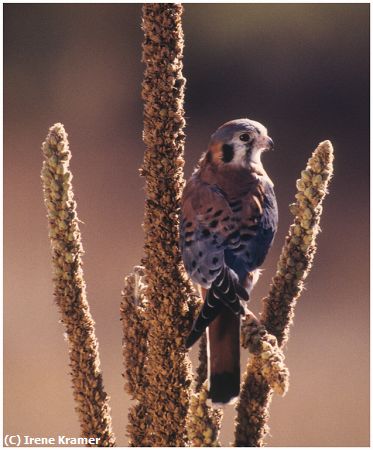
239,133,251,142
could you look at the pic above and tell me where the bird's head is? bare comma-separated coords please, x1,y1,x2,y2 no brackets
206,118,274,168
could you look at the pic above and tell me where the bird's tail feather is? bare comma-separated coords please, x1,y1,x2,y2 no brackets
208,305,240,404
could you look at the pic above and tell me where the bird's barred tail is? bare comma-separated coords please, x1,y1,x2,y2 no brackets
185,267,247,403
208,305,240,404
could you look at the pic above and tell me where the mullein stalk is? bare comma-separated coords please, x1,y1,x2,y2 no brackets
235,140,334,446
187,382,223,447
195,333,208,393
120,266,153,446
186,333,223,447
136,4,195,446
241,312,289,396
41,123,115,447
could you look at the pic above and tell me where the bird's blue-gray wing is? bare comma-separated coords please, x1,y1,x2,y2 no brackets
180,177,250,348
224,180,278,282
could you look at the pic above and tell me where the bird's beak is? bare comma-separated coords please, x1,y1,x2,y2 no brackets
266,137,274,151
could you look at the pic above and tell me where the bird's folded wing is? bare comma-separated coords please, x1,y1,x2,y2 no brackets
180,179,238,288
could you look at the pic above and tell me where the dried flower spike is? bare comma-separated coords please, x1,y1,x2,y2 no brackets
187,382,222,447
129,4,196,446
186,333,222,446
235,140,334,446
241,313,289,396
262,140,334,345
121,266,148,400
41,123,115,447
120,267,153,446
195,332,208,394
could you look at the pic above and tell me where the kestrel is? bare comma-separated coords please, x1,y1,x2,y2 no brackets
180,118,278,403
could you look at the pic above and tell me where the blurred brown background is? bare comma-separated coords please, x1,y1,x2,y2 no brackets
4,3,369,447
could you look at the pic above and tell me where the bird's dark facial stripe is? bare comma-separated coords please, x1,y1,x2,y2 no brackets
222,144,234,163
